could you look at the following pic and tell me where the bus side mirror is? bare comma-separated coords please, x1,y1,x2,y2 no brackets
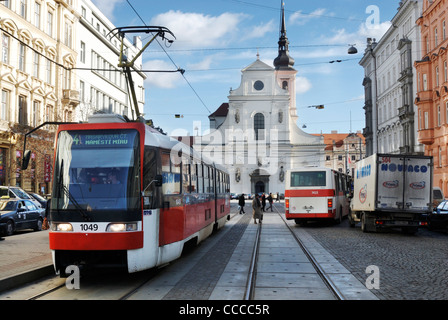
155,175,163,187
21,150,31,170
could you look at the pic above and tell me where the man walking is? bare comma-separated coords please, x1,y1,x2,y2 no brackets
238,193,245,214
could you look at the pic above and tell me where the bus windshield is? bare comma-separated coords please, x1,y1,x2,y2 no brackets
51,129,141,217
290,171,326,187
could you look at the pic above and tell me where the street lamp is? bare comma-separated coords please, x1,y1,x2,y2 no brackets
348,44,358,54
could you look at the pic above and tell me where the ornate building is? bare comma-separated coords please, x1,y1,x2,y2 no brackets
193,5,325,195
415,0,448,196
0,0,79,193
359,0,423,156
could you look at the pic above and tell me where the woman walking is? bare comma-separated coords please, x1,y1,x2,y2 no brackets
252,194,262,224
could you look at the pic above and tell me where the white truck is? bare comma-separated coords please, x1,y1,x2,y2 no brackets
349,153,433,233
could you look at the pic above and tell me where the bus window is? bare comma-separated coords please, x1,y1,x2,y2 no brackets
291,171,326,187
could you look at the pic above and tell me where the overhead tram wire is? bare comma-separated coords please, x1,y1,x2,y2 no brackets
125,0,212,114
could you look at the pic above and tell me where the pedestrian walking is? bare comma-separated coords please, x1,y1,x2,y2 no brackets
267,193,273,212
252,194,262,224
276,192,280,202
238,193,245,214
261,193,266,212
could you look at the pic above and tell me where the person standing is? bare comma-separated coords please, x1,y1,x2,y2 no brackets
261,193,266,212
276,192,280,202
267,193,273,212
238,193,246,214
252,194,262,224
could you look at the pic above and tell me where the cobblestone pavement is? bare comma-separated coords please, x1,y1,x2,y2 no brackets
295,217,448,300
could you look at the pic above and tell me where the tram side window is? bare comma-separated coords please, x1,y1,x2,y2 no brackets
182,159,190,194
142,147,159,209
190,162,197,193
209,167,214,193
161,152,180,195
197,163,204,193
204,165,210,193
217,171,222,193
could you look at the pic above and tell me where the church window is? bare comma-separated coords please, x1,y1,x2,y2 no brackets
282,81,288,89
254,113,265,140
254,80,264,91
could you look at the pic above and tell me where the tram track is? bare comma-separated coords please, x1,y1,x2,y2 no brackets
275,209,345,300
13,203,345,300
244,203,345,300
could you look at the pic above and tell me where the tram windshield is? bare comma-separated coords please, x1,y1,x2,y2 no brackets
51,129,141,220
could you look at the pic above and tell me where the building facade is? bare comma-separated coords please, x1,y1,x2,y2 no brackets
76,0,145,121
314,131,366,177
193,6,325,195
415,0,448,196
0,0,145,194
0,0,79,193
360,0,423,156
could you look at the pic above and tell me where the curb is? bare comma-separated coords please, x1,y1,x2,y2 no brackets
0,265,55,294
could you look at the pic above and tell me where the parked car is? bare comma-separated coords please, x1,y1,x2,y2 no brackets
0,186,42,208
28,192,47,208
429,199,448,230
0,199,45,236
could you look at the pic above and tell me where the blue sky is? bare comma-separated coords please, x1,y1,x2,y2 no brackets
92,0,400,137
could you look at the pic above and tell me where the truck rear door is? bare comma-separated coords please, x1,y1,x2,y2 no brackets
403,156,431,212
377,155,404,210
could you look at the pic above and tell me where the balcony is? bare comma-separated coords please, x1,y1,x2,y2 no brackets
418,128,434,145
61,89,80,107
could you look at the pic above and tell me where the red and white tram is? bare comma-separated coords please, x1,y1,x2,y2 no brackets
48,114,230,275
285,167,351,224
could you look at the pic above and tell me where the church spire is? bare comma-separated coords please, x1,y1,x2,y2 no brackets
273,1,295,70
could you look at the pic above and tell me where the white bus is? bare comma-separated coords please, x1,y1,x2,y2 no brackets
285,167,351,224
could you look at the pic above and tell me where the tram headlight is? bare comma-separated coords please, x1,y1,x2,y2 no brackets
106,223,138,232
51,223,73,232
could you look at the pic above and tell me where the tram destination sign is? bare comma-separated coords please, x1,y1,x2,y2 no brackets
69,130,138,148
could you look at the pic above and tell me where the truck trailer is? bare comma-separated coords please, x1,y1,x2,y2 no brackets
349,154,432,233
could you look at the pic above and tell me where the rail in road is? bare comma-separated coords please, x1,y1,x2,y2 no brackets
1,202,376,301
244,205,344,300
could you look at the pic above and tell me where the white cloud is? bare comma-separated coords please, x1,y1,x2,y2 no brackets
91,0,124,22
296,76,312,94
143,60,183,89
241,20,275,40
289,8,328,26
150,10,247,49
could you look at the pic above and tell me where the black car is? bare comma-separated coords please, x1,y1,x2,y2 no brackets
0,199,45,236
28,192,48,208
429,199,448,230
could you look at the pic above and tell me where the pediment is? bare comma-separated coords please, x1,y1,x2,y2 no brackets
17,79,32,90
242,59,273,72
45,91,57,101
0,72,16,84
32,86,46,96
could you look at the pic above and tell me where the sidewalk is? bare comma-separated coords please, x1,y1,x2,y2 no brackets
0,230,54,293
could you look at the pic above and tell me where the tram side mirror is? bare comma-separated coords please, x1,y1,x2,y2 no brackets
155,175,163,187
21,150,31,170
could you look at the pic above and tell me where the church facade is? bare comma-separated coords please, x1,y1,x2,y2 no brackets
193,6,325,195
